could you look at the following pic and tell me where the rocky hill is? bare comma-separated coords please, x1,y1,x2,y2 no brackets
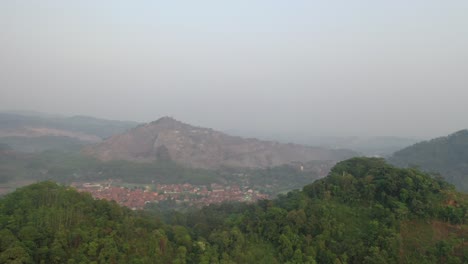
83,117,357,169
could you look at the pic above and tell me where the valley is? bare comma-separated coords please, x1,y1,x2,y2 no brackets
2,2,467,262
0,113,342,207
1,158,467,263
0,113,467,263
72,181,269,210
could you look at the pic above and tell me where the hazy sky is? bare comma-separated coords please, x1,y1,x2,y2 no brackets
1,1,467,138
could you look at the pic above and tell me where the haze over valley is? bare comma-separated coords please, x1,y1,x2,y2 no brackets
1,1,467,263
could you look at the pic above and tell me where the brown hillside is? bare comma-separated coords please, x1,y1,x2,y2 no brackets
82,117,357,169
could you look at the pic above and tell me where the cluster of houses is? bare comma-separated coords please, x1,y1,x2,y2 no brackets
71,181,269,210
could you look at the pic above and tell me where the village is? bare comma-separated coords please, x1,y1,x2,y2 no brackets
71,181,270,210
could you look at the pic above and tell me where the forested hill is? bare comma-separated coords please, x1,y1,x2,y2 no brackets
0,181,177,263
389,129,468,192
1,158,467,263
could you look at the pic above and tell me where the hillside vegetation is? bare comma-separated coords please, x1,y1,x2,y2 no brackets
0,158,467,263
0,149,329,197
389,130,468,192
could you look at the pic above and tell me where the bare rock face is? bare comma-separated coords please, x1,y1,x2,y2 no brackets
82,117,357,169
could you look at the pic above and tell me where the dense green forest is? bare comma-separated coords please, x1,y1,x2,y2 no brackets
389,129,468,192
1,158,467,263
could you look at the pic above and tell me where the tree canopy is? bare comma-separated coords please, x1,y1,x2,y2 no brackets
0,158,467,263
389,129,468,192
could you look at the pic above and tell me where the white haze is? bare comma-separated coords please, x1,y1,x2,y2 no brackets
1,1,467,139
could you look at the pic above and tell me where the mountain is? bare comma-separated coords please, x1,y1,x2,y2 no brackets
1,158,467,263
298,158,468,263
389,129,468,192
224,131,419,157
295,136,420,157
83,117,357,169
0,112,139,152
324,136,420,157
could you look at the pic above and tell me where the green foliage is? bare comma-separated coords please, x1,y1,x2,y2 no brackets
305,157,453,218
1,158,467,263
0,150,220,185
221,163,328,196
0,149,326,198
389,129,468,192
0,182,175,263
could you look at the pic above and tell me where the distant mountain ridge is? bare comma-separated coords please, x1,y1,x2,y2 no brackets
389,129,468,192
83,117,357,169
0,112,139,152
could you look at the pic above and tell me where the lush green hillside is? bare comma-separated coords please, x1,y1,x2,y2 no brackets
1,158,467,263
0,181,182,263
389,130,468,192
